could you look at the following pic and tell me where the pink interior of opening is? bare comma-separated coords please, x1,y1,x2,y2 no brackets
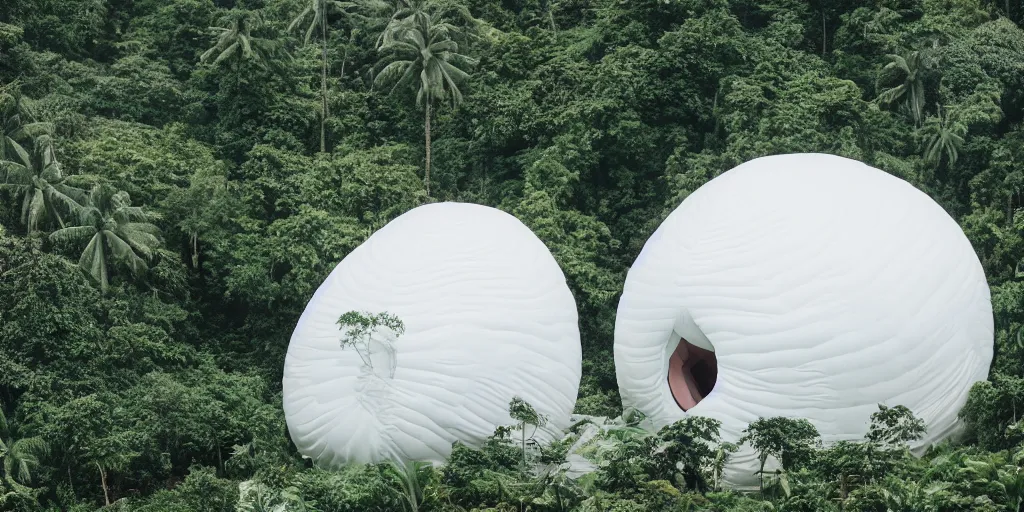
667,337,718,411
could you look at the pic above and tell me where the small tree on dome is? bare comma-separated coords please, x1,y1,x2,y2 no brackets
337,311,405,375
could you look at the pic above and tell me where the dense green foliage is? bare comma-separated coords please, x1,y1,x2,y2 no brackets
2,0,1024,509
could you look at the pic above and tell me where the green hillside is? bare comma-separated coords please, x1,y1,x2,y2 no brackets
1,0,1024,510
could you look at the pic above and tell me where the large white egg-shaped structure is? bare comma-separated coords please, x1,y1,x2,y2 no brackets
283,202,582,467
615,153,993,489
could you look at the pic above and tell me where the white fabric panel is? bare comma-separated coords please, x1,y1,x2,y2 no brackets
614,153,994,489
283,202,582,468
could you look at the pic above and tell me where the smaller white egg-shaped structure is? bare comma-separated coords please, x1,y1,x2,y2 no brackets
283,202,582,467
615,153,993,489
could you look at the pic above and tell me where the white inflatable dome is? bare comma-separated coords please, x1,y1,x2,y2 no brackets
615,153,993,489
283,202,582,467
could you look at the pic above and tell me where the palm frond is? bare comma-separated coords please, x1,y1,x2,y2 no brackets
427,39,458,53
105,231,150,278
8,437,48,484
116,225,161,260
78,233,107,290
239,34,255,60
72,205,102,228
51,182,88,209
881,54,909,75
439,58,471,82
405,25,427,49
88,184,117,211
0,160,32,185
288,6,314,35
32,134,55,156
199,44,220,63
19,190,32,229
374,60,415,92
112,206,152,224
120,222,161,235
49,225,98,245
213,42,241,66
14,121,53,140
876,84,906,106
42,184,84,227
378,38,419,56
303,11,319,45
24,188,45,233
6,138,31,168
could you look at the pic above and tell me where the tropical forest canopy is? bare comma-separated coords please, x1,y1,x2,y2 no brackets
1,0,1024,510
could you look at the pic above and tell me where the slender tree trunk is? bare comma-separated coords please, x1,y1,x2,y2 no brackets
320,3,329,153
424,100,432,198
546,0,558,40
758,459,766,497
822,10,827,55
100,241,109,294
1008,194,1014,228
98,463,110,506
52,201,66,229
339,34,350,84
216,441,223,476
521,425,527,468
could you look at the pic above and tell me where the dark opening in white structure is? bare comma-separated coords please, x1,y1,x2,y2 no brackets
667,337,717,411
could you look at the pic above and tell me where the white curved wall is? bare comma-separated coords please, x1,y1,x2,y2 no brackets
283,202,582,467
615,153,993,489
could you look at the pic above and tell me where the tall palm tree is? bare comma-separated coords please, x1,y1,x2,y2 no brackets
49,184,161,292
920,104,966,168
0,134,85,233
201,9,289,70
0,409,48,493
876,49,933,127
290,0,388,153
373,12,476,197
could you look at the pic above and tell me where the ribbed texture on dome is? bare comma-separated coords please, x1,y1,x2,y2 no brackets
284,202,582,468
615,153,993,489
